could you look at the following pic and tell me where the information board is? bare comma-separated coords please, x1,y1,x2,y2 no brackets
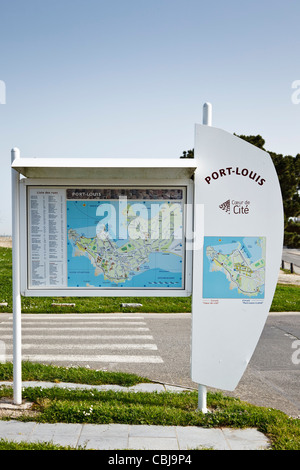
10,112,284,406
24,185,189,296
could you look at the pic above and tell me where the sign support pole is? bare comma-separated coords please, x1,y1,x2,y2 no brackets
11,147,22,405
203,102,212,126
196,103,212,413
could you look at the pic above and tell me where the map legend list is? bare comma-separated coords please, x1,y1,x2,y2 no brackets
28,188,67,288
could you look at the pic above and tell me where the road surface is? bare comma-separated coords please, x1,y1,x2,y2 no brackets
282,247,300,273
0,311,299,417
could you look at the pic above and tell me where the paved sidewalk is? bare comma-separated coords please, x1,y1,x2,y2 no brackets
0,420,270,450
0,381,270,450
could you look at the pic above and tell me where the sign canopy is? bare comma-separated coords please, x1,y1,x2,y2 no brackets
11,157,196,179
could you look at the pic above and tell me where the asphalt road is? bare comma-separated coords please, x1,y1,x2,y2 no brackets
282,247,300,273
0,311,300,417
231,312,300,417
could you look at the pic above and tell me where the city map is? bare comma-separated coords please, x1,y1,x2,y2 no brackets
203,236,266,299
66,188,184,289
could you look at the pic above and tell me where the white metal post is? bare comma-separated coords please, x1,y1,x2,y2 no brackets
202,102,212,126
198,384,207,413
197,103,212,413
11,147,22,405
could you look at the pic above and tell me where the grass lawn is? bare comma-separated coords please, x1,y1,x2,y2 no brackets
0,246,299,313
269,284,300,311
0,439,76,450
0,361,150,386
0,362,300,450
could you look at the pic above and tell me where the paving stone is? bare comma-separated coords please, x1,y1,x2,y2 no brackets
128,436,179,450
221,427,270,450
176,426,230,450
0,421,37,443
77,423,129,450
129,424,177,438
29,422,82,447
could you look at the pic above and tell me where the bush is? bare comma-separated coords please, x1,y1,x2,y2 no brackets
284,231,300,248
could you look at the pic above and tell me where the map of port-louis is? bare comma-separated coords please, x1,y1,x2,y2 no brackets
66,188,184,289
203,237,266,299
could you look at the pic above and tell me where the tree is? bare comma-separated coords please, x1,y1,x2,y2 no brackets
233,134,266,150
180,149,194,158
237,135,300,221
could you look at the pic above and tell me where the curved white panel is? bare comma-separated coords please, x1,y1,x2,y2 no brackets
191,125,284,391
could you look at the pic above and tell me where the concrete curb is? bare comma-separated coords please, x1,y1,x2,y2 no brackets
0,380,190,393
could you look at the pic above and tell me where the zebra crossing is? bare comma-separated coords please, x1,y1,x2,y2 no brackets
0,314,164,366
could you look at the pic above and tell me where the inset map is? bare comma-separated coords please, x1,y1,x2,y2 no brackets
203,236,266,299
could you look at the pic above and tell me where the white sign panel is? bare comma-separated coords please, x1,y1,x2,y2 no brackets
191,125,284,391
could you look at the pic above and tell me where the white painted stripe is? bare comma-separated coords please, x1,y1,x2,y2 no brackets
21,343,158,350
0,334,154,340
15,315,145,320
0,321,146,326
0,327,149,332
6,354,164,363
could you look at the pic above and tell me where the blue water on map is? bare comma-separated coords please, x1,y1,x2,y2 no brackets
67,253,182,289
66,200,183,289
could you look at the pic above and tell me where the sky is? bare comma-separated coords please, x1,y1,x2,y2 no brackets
0,0,300,234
